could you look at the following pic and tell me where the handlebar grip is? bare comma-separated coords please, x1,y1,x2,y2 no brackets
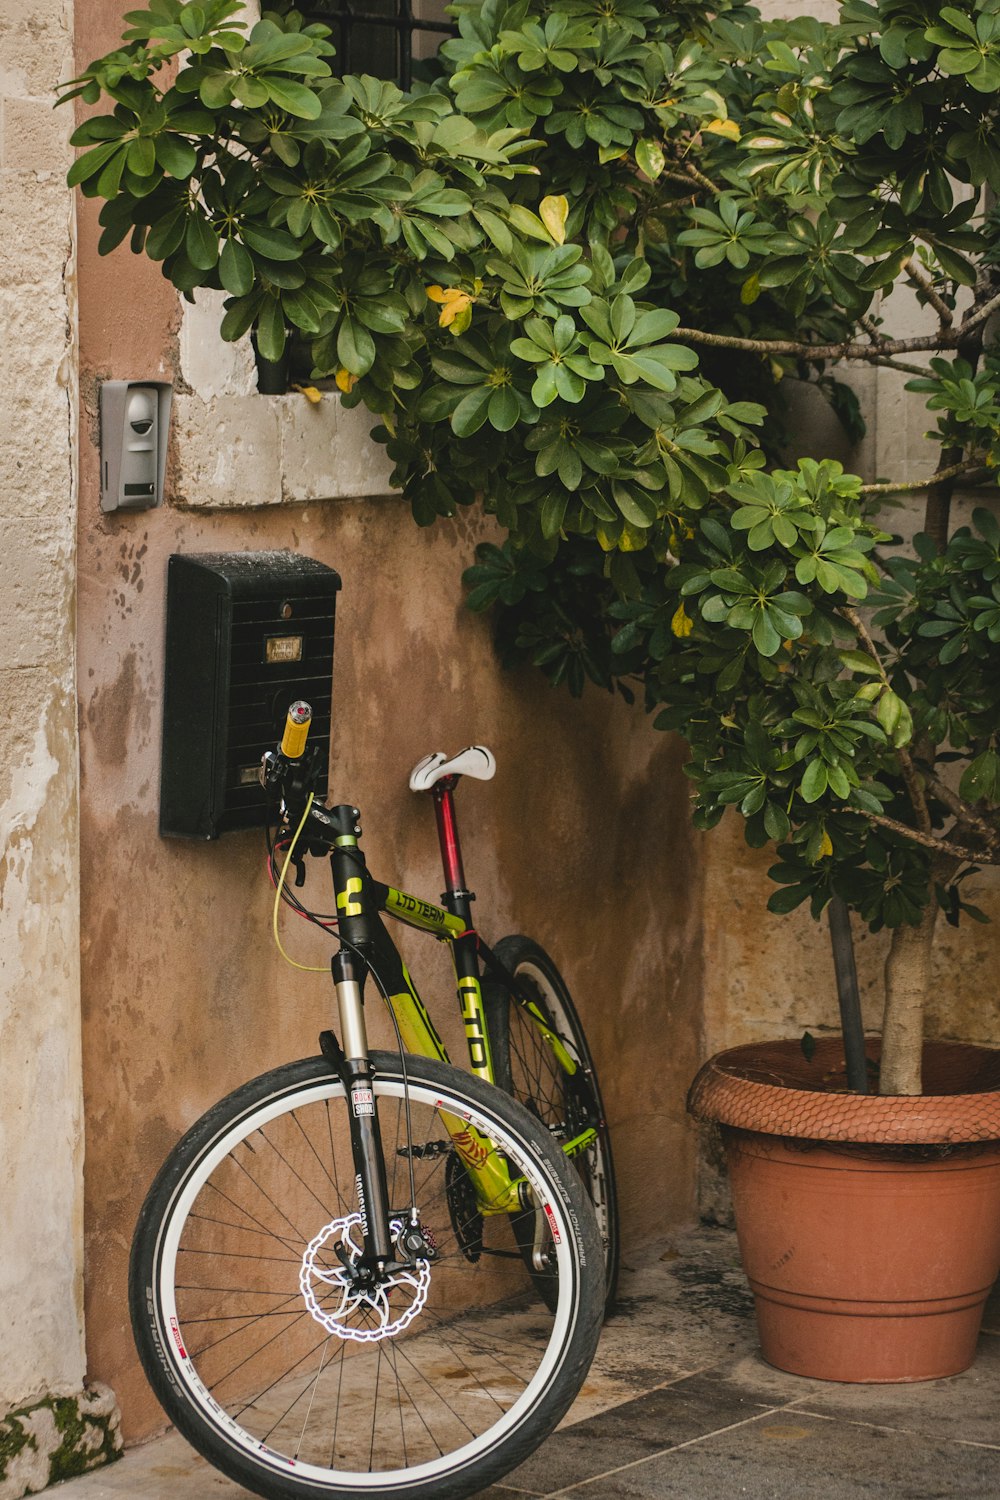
281,700,312,760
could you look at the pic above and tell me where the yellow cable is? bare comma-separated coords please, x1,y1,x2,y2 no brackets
272,793,328,973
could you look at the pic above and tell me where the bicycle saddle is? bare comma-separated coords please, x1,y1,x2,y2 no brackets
409,746,497,792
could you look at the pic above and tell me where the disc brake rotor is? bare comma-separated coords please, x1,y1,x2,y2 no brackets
299,1214,431,1342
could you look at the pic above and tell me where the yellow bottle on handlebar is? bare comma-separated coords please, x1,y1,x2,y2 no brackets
281,700,312,760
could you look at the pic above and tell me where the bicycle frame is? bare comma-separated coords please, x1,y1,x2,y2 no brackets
365,778,595,1157
275,766,597,1268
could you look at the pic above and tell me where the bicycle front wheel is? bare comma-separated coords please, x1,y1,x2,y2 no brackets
129,1051,603,1500
485,936,620,1311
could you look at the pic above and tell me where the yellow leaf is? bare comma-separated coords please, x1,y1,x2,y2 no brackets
427,284,474,326
596,525,617,552
619,524,645,552
539,194,569,245
438,290,473,328
335,368,358,393
671,602,693,638
447,301,473,336
291,384,323,404
705,118,741,141
818,830,833,859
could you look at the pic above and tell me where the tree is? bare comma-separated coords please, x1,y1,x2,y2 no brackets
62,0,1000,1092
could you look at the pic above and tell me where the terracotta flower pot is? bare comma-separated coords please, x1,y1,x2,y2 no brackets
688,1039,1000,1383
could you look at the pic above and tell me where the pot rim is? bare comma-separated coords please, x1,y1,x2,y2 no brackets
687,1038,1000,1146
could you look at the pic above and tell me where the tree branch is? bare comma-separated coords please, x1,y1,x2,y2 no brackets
674,159,723,196
903,256,954,329
867,356,936,378
921,768,1000,851
670,326,961,362
860,313,889,345
959,288,1000,336
841,806,983,863
857,461,986,497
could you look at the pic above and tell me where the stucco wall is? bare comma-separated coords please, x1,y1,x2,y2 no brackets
68,0,1000,1450
0,0,86,1413
75,2,702,1441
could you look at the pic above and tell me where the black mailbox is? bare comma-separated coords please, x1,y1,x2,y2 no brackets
160,551,342,838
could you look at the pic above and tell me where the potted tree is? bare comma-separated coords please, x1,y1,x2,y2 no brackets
64,0,1000,1379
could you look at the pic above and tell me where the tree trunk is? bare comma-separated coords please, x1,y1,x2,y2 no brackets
879,900,939,1094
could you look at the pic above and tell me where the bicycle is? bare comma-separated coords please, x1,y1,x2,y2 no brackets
129,702,614,1500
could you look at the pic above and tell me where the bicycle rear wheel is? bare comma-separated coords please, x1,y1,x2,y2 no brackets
129,1051,603,1500
485,936,620,1312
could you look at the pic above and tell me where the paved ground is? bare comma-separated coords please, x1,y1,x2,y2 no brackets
52,1225,1000,1499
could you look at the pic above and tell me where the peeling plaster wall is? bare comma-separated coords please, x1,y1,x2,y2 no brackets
0,0,86,1411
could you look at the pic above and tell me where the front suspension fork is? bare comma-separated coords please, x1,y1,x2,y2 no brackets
324,949,395,1267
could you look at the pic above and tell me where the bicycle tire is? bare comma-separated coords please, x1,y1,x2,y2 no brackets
484,936,620,1312
129,1050,603,1500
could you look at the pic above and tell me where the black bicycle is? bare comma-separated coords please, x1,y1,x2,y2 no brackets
129,703,612,1500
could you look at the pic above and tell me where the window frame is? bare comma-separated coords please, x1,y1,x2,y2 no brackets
297,1,456,88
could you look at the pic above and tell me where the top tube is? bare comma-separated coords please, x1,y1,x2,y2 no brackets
379,884,467,939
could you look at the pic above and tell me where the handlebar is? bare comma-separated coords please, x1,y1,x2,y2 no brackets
262,700,348,853
280,699,313,760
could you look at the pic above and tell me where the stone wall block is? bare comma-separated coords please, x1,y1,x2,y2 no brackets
1,96,73,175
0,685,84,1411
0,521,73,670
0,179,71,290
0,9,74,95
171,393,282,507
0,286,73,518
279,394,393,503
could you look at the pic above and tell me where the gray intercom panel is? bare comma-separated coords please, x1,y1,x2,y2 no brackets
100,380,172,513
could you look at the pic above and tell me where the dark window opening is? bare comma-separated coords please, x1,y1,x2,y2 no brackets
296,1,456,88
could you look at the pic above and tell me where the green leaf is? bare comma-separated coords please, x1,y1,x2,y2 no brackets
263,77,322,119
876,689,913,747
751,610,781,656
800,759,829,803
154,133,197,178
255,295,285,362
241,222,302,260
127,134,157,176
959,750,1000,804
336,315,375,375
541,489,568,537
146,208,187,260
185,211,219,269
67,139,124,188
838,648,881,676
488,383,520,431
451,384,493,437
635,138,665,180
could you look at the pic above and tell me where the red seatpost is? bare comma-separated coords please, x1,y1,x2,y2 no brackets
432,776,467,897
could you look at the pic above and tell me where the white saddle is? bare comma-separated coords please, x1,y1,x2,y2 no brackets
409,746,497,792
